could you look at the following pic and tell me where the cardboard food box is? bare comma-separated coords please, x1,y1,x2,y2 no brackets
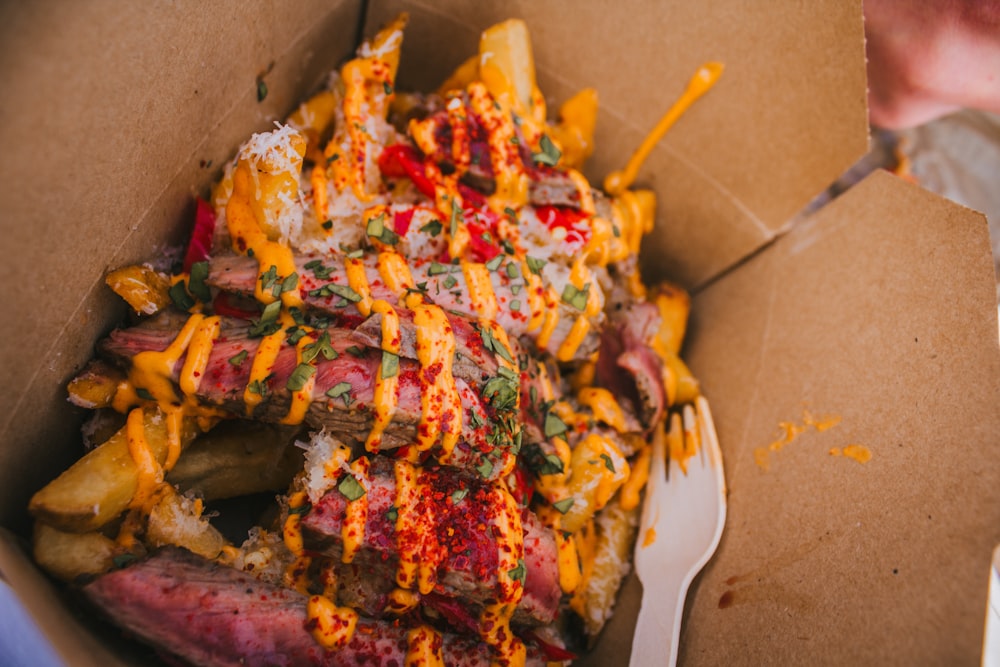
2,0,998,664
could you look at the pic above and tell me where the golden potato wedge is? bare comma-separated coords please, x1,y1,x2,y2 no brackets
32,521,119,582
167,421,303,501
575,497,640,641
28,407,202,533
145,486,225,559
105,264,172,316
651,282,691,357
66,360,125,409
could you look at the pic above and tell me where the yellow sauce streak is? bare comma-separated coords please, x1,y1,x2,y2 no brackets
393,460,438,594
311,164,330,232
130,313,205,404
178,315,220,397
227,155,305,310
365,300,401,452
344,256,373,317
556,258,602,361
478,482,526,667
411,304,462,456
467,81,528,212
377,249,415,296
341,457,370,563
162,405,185,472
520,260,546,332
555,524,580,594
385,587,420,615
281,331,318,426
618,443,651,512
125,408,162,510
565,169,595,215
829,444,873,464
535,287,561,351
307,595,358,651
461,260,499,322
576,387,627,432
243,312,293,415
642,526,657,548
405,625,445,667
604,62,724,195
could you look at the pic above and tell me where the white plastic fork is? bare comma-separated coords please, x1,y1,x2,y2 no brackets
630,396,727,667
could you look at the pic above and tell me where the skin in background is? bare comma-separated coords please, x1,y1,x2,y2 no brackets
864,0,1000,129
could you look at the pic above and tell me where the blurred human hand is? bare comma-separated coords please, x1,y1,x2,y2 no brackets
865,0,1000,129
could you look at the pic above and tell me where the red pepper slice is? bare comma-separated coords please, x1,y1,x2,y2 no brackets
378,144,437,199
211,292,258,320
392,207,415,236
182,198,217,272
534,205,590,247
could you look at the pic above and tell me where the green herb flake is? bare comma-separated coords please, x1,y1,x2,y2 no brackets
442,275,457,289
561,283,589,311
532,134,562,167
544,412,568,438
510,299,521,312
381,351,399,378
420,219,443,237
279,272,299,296
428,262,450,276
286,363,316,392
302,331,337,363
188,261,212,302
168,281,195,311
346,346,365,357
449,205,461,239
337,474,366,502
503,206,518,219
386,506,399,522
256,78,268,102
525,256,546,276
451,488,468,505
260,265,279,290
552,497,575,514
325,381,353,406
505,263,520,279
508,558,526,584
484,254,504,272
366,213,386,240
383,81,393,96
287,502,311,516
135,387,154,401
247,379,268,397
112,553,137,569
286,326,306,345
600,453,616,473
480,327,515,364
476,459,495,479
228,350,248,366
538,454,564,475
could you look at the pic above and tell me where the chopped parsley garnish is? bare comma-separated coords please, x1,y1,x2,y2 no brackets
302,331,337,363
304,260,334,280
325,381,353,405
505,263,520,279
537,454,564,475
346,345,365,357
337,474,366,501
442,275,457,289
345,247,364,259
503,206,518,219
484,254,504,272
428,262,450,276
228,350,248,366
385,506,399,522
482,373,518,412
287,502,311,516
247,379,268,397
552,497,575,514
451,488,468,505
321,219,333,230
600,453,616,473
561,283,590,311
112,553,137,569
366,212,398,245
289,306,307,326
525,256,546,276
381,351,399,378
188,261,211,302
383,81,393,96
285,364,316,391
275,272,298,297
480,326,514,364
508,558,526,584
308,283,362,303
256,78,268,102
420,219,443,237
286,326,307,345
168,281,195,311
510,299,521,312
248,300,282,337
468,409,485,428
476,459,494,479
260,265,279,291
135,387,154,401
449,205,461,239
543,412,568,438
532,134,562,167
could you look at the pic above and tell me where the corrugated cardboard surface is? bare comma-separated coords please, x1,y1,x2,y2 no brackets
0,0,361,531
0,1,998,665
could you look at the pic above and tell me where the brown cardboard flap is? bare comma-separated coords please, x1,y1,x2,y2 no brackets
367,0,870,287
0,0,362,530
676,170,1000,664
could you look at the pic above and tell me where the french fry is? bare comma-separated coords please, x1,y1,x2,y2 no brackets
652,282,691,356
28,407,202,533
66,360,126,409
573,497,641,641
105,265,172,316
166,421,304,501
145,486,226,559
663,350,700,405
478,19,540,119
32,521,119,582
560,434,631,534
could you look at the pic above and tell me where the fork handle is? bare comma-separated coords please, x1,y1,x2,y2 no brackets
629,576,689,667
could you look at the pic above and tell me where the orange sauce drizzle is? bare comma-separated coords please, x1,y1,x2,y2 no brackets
405,625,445,667
364,300,401,452
340,457,370,563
